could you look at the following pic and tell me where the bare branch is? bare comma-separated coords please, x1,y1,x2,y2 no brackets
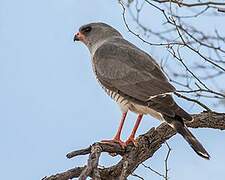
174,92,212,111
142,163,166,178
43,111,225,180
164,142,171,180
131,173,145,180
79,144,102,180
151,0,225,8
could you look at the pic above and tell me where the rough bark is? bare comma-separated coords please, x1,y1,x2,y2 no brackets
43,111,225,180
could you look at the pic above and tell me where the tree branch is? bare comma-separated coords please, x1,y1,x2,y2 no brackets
43,111,225,180
151,0,225,8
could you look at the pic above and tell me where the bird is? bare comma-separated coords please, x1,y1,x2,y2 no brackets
73,22,210,159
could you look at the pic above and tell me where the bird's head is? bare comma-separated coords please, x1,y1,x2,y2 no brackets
74,22,122,52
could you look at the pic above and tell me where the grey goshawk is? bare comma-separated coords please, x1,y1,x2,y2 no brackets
74,22,209,159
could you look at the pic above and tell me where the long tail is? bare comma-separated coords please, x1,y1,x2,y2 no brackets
164,116,210,159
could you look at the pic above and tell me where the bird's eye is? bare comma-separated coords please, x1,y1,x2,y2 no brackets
81,26,92,34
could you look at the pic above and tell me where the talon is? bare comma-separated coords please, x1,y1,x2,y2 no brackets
101,139,126,148
125,137,138,147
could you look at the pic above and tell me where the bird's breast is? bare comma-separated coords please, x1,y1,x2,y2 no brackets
103,86,163,121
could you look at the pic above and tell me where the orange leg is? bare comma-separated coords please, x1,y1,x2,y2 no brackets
101,112,127,147
125,114,143,146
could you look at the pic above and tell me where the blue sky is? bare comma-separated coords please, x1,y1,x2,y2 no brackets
0,0,225,179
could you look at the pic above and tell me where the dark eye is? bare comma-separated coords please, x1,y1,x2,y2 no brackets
81,26,92,33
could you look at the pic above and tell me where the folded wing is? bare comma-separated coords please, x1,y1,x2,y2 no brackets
93,38,191,120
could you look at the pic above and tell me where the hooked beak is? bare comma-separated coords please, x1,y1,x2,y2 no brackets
73,32,80,42
73,32,85,42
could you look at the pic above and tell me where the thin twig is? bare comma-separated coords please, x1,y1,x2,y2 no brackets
174,92,212,111
164,142,172,180
131,173,145,180
142,163,166,178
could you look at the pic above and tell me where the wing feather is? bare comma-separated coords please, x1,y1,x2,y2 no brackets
93,38,175,102
92,38,192,120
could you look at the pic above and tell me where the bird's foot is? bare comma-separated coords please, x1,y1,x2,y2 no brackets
101,138,126,148
125,136,138,147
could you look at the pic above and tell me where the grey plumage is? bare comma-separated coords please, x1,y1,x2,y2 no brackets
93,36,191,121
74,22,210,159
